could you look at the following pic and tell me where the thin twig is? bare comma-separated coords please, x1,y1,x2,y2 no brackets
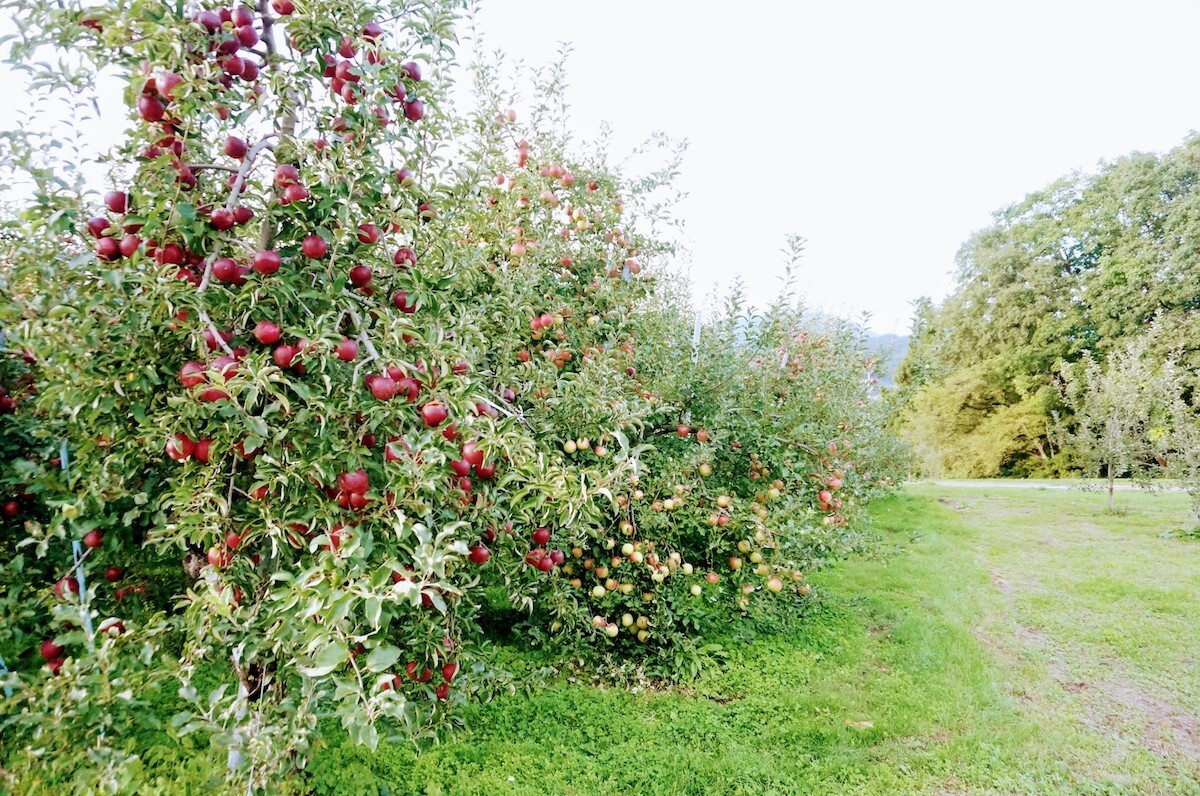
198,307,236,356
225,457,239,514
478,395,533,429
60,546,92,581
344,304,382,362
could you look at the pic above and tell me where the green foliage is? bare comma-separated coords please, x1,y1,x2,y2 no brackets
276,487,1200,795
1059,329,1195,509
0,1,905,792
896,139,1200,476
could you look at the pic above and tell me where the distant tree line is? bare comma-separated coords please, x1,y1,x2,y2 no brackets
895,134,1200,480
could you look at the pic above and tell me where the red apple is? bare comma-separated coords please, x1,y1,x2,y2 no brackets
468,545,489,564
103,190,128,214
237,25,258,47
203,328,233,352
405,662,432,682
82,529,104,548
272,345,298,368
118,234,142,257
40,639,64,661
194,439,214,463
104,566,124,582
420,401,448,427
53,577,79,600
254,321,282,345
196,9,221,30
156,242,184,265
335,338,359,361
225,136,248,159
356,223,381,244
282,183,309,203
96,237,121,261
137,95,165,122
392,290,416,313
180,362,206,388
90,218,113,239
211,208,237,230
209,355,238,379
532,527,551,546
393,247,417,268
401,61,422,81
370,376,397,400
212,257,239,282
252,249,281,275
461,440,484,468
403,99,425,122
338,469,369,495
232,7,255,26
166,434,195,460
273,164,299,186
301,234,327,259
198,388,230,403
348,264,372,287
156,71,182,99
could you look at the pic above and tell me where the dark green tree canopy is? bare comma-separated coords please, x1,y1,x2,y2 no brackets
898,135,1200,477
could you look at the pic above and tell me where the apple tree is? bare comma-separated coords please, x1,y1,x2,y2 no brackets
1060,330,1193,510
0,0,906,790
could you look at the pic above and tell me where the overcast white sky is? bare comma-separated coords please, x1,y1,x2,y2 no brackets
472,0,1200,333
5,1,1200,334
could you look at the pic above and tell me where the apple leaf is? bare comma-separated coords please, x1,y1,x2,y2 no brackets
364,597,382,629
364,644,400,673
299,640,348,678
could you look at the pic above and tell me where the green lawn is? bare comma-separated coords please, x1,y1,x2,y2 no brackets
305,485,1200,795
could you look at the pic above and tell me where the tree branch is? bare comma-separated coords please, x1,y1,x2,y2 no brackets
344,303,382,363
198,306,236,357
225,136,276,213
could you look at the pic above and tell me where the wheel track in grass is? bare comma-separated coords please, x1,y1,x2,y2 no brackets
930,485,1200,790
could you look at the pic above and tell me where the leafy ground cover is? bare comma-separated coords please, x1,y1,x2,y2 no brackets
302,484,1200,795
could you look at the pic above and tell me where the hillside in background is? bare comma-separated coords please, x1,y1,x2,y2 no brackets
866,332,909,387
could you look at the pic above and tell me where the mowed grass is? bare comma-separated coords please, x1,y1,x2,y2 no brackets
305,485,1200,796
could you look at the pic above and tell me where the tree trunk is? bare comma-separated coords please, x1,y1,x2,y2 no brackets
1108,473,1116,512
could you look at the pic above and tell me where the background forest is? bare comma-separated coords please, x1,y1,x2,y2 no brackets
896,135,1200,480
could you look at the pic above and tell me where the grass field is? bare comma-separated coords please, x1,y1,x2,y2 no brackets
303,485,1200,795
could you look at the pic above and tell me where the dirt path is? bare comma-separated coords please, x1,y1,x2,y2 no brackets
912,484,1200,792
